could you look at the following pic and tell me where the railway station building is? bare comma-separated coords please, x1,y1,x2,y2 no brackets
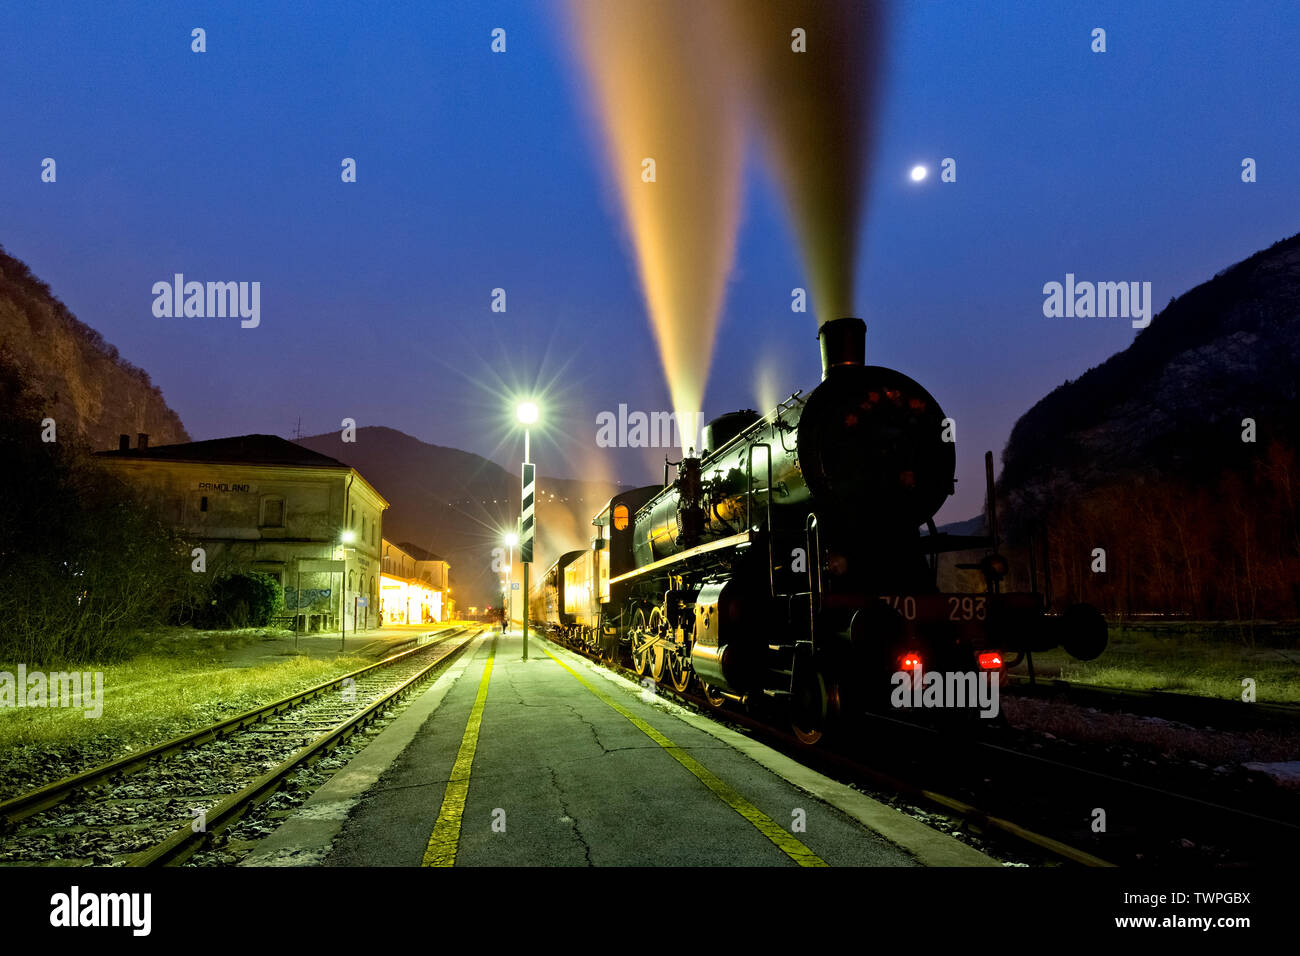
379,540,452,624
96,433,388,632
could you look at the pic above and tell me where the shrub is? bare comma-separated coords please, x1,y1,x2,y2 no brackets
197,572,284,628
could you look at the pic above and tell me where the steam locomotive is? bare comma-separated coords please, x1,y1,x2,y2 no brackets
529,317,1106,742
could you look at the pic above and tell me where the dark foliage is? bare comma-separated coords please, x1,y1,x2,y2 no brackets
0,349,189,663
192,572,284,629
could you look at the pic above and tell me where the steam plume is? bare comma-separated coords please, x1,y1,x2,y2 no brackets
722,0,889,323
565,0,745,452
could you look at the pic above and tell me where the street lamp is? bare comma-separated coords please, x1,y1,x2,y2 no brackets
515,401,539,659
339,529,356,648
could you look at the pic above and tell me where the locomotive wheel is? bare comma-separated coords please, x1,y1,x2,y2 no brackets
702,683,726,708
648,608,667,682
667,650,693,693
629,609,651,676
792,724,823,746
791,669,828,746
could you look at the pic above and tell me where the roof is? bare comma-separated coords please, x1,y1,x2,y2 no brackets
397,542,447,563
96,434,350,468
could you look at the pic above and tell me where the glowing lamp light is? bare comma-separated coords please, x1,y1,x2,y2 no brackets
978,652,1004,671
910,164,927,182
516,401,539,425
504,532,519,548
900,652,922,671
340,530,357,544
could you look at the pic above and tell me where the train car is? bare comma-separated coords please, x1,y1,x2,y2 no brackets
533,317,1107,743
562,552,598,652
530,550,583,637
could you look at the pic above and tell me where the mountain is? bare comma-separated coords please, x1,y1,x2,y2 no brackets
296,426,623,607
0,245,189,451
1000,233,1300,522
997,233,1300,618
936,514,985,537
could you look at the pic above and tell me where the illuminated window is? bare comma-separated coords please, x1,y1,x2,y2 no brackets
613,504,629,531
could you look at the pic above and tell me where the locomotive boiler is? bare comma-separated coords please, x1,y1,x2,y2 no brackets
535,317,1106,742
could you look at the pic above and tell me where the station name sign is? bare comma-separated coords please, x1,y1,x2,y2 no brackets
197,481,254,493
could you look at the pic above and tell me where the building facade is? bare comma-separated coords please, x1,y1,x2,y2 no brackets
379,539,451,624
97,434,388,631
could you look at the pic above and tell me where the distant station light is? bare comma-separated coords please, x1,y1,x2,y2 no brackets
910,164,927,182
516,400,539,425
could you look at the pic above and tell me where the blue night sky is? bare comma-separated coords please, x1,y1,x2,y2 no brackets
2,0,1297,523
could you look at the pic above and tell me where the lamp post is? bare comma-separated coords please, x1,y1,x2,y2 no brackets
340,529,356,650
516,400,539,660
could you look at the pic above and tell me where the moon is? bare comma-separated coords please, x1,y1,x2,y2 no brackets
910,165,928,182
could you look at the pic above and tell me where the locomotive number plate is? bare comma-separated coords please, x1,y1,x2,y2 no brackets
879,594,987,622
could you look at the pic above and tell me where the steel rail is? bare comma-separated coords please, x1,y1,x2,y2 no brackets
1005,674,1300,728
130,629,480,866
0,627,472,827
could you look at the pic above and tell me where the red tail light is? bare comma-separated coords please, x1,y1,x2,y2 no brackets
978,652,1003,670
899,652,922,671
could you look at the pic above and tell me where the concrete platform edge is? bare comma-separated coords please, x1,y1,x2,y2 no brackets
239,631,487,867
539,636,1000,868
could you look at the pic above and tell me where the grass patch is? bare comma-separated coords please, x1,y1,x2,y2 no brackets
1009,625,1300,703
0,627,366,753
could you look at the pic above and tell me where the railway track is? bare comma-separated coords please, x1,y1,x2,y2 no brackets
1005,674,1300,731
850,705,1300,866
0,625,481,866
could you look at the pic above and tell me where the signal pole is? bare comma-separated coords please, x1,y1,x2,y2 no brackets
516,401,539,661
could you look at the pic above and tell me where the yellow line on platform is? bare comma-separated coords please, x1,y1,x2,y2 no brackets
421,636,496,867
541,644,827,867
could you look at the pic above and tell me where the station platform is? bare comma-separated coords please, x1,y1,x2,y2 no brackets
244,629,996,867
298,622,463,659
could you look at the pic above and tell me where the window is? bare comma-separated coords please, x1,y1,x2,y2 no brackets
261,496,285,528
200,496,208,512
350,507,356,528
348,570,355,591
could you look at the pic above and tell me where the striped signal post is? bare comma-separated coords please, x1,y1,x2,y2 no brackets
521,462,534,659
517,401,539,660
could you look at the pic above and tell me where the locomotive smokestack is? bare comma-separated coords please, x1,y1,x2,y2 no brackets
817,317,866,379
